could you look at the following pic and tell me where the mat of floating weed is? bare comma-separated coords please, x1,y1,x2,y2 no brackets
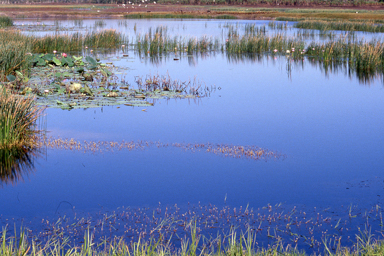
8,54,209,110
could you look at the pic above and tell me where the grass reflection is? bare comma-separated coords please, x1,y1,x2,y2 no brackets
0,147,41,186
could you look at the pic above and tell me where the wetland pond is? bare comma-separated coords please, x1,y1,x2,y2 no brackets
1,19,384,253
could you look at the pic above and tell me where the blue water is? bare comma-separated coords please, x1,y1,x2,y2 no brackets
2,19,384,252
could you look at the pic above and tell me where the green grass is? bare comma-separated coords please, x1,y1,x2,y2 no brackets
294,20,384,32
136,27,219,55
0,16,13,28
0,29,125,81
125,13,212,19
0,31,31,80
2,226,384,256
0,87,44,149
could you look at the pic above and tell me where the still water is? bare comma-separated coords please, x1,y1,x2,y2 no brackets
1,18,384,251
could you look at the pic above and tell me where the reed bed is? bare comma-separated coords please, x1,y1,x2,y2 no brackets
225,33,305,55
306,39,384,74
0,87,44,149
31,29,123,53
0,29,125,81
136,28,219,55
295,20,384,33
0,32,31,80
0,16,13,28
2,225,384,256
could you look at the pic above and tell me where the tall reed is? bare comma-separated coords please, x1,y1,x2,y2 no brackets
0,87,44,149
295,20,384,33
0,31,31,80
0,16,13,28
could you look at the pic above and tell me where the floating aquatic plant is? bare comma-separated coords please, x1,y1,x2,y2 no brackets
40,137,283,161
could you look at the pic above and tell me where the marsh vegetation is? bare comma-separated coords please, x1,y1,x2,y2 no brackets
1,14,384,256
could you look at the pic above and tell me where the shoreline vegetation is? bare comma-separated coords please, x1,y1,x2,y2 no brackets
1,13,384,255
1,3,384,21
1,225,384,256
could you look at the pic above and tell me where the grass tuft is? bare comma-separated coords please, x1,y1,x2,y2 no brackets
0,16,13,28
0,87,44,149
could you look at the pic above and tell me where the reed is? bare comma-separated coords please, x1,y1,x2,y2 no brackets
0,16,13,28
2,225,384,256
0,31,31,80
125,13,211,19
295,20,384,33
31,29,124,53
225,33,305,55
0,87,44,149
136,28,219,55
0,29,125,80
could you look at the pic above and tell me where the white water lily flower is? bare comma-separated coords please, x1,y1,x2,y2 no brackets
286,50,290,54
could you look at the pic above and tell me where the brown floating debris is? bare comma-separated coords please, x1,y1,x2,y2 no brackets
40,137,284,161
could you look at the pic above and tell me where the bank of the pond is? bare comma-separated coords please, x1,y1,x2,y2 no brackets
1,3,384,21
1,225,384,256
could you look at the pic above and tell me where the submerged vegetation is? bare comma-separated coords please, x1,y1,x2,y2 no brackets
2,202,384,256
42,137,282,160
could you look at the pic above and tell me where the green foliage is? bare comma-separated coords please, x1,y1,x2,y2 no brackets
0,16,13,28
0,87,44,149
0,29,125,82
295,20,384,32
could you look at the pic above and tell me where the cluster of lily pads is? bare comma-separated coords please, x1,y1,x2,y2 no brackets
5,53,210,110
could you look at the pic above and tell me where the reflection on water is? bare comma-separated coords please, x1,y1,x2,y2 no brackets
0,147,42,186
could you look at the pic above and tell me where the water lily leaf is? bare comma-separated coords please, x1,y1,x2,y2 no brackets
43,53,54,61
61,57,74,67
54,72,63,78
56,100,64,105
86,56,98,66
62,72,71,78
6,74,16,82
53,57,61,66
37,59,46,66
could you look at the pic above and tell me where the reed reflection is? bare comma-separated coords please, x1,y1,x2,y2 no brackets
0,147,42,186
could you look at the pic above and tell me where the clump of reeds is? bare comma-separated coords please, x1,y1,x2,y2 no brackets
225,33,305,55
0,29,125,81
295,20,384,33
0,31,31,80
2,224,384,256
0,16,13,28
0,87,44,149
136,27,219,55
305,38,384,74
31,29,124,53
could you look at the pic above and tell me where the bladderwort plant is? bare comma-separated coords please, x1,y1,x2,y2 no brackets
0,87,45,149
